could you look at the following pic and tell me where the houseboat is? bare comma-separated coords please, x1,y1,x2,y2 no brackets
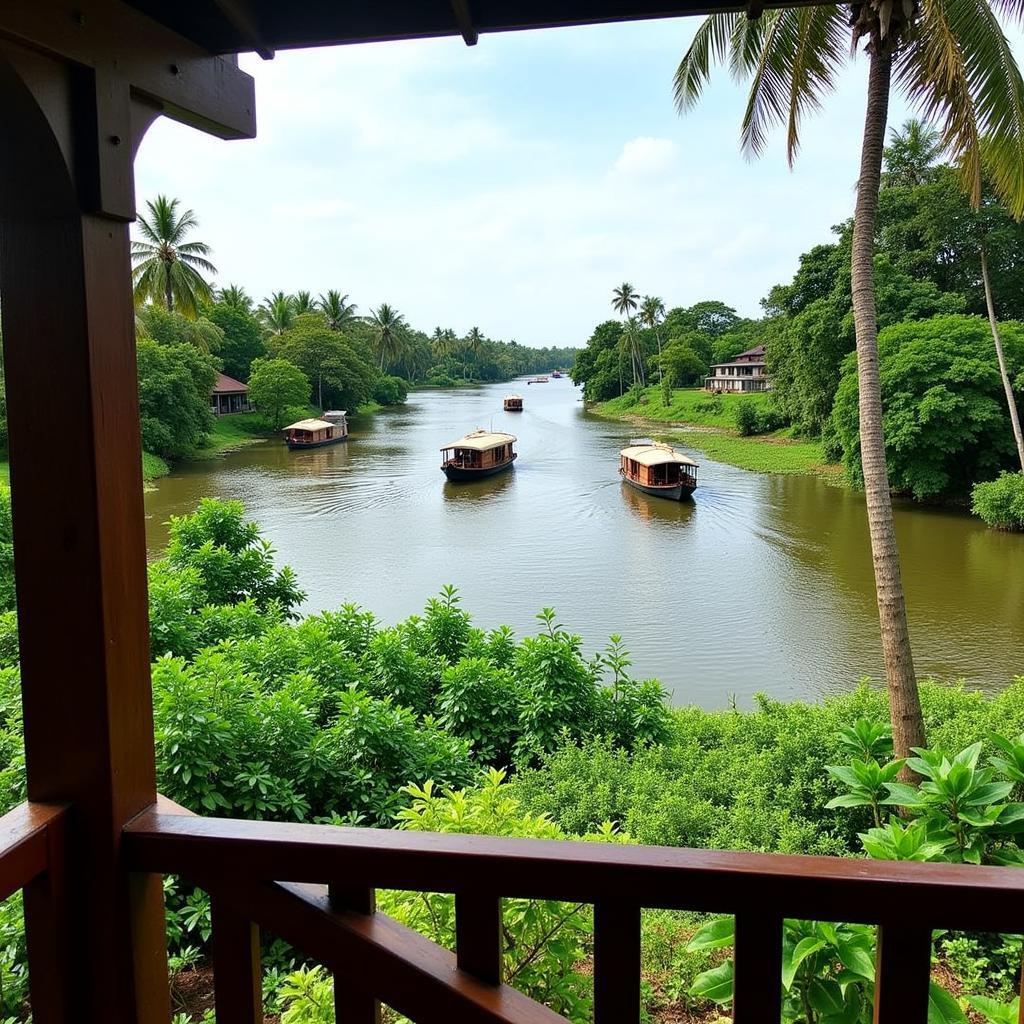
551,370,563,379
441,430,518,481
283,417,348,450
322,409,349,434
503,394,523,411
527,375,549,384
619,442,698,500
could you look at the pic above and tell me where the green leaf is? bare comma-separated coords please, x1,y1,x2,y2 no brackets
837,938,875,981
826,794,873,809
807,978,846,1016
782,936,826,990
686,916,735,953
689,960,734,1004
928,981,969,1024
882,782,923,806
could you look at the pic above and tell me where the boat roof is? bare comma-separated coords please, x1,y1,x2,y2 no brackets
284,418,334,431
504,394,523,400
323,409,347,417
620,442,698,468
441,429,517,452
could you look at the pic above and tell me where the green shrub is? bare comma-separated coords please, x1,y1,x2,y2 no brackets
373,374,408,406
734,398,759,436
972,472,1024,530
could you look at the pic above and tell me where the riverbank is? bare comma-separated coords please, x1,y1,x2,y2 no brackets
594,387,840,479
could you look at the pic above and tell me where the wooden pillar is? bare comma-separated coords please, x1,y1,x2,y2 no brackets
0,47,169,1024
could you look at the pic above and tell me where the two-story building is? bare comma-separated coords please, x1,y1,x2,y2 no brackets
705,344,772,392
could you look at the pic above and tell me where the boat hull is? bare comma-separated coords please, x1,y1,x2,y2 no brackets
286,435,348,450
443,455,517,481
620,472,695,501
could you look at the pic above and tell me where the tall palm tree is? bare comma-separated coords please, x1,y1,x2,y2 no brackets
131,195,216,317
466,327,484,380
319,290,357,331
675,5,1024,760
216,283,253,312
260,291,295,336
612,282,639,319
370,303,408,371
293,290,315,316
882,118,943,188
640,295,666,382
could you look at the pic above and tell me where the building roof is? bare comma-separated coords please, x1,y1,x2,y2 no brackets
736,345,765,359
284,418,335,432
441,429,517,452
620,443,698,468
212,372,249,394
122,2,833,57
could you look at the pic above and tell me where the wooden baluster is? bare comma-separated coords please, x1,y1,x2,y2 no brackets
874,924,932,1024
455,891,503,985
594,900,641,1024
210,898,262,1024
329,882,380,1023
733,913,782,1024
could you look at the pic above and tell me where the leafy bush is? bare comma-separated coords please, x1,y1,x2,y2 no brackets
734,398,759,435
972,472,1024,530
373,374,409,406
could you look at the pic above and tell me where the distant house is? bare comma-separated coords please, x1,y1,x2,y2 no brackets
211,372,252,415
705,345,772,393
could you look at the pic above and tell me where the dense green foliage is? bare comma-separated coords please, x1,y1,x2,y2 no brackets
831,316,1024,500
246,358,311,430
972,472,1024,530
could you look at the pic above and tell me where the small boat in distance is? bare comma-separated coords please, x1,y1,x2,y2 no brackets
283,416,348,450
619,442,698,501
527,375,549,385
503,394,523,411
441,430,518,481
551,370,563,378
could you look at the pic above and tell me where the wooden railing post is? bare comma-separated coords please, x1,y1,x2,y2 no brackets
455,891,503,985
873,924,932,1024
594,900,641,1023
733,913,782,1024
211,898,262,1024
328,882,381,1023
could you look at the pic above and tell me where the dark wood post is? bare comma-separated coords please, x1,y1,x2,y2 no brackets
0,8,253,1015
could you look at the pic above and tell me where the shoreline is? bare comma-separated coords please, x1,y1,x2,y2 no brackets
591,390,843,481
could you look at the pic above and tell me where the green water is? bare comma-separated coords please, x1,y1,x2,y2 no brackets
144,379,1024,707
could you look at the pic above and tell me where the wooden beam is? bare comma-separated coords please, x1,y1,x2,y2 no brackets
213,0,275,60
0,0,255,141
451,0,479,45
0,51,170,1023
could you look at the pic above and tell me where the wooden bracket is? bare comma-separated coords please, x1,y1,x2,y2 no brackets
451,0,478,46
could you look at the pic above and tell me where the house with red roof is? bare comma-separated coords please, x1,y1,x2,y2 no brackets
211,372,252,415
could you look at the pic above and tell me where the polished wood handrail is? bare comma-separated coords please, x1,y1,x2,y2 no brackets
0,801,66,902
123,799,1024,1023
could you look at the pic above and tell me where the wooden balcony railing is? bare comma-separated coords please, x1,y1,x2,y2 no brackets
117,797,1024,1024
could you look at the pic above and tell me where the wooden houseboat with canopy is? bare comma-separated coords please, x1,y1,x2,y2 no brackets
503,394,523,411
1,2,1015,1023
283,416,348,450
441,430,517,480
620,442,698,500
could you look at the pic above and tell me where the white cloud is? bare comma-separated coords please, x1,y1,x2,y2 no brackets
612,136,677,176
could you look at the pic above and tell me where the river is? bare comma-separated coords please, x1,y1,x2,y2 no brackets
144,379,1024,708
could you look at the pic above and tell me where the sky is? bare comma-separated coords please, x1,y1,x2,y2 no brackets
134,17,1016,348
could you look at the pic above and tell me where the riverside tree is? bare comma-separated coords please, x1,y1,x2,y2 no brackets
674,4,1024,762
247,357,310,430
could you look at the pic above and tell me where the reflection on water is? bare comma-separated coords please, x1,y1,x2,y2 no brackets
145,379,1024,708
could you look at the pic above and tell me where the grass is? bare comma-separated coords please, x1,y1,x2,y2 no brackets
597,386,772,430
196,412,278,457
142,451,170,485
596,386,843,481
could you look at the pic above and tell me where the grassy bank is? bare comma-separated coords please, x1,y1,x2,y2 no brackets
595,386,840,480
141,451,170,486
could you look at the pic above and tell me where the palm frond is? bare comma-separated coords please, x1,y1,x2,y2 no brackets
178,253,219,276
986,0,1024,22
673,14,742,112
176,241,213,256
901,0,1024,217
736,8,845,161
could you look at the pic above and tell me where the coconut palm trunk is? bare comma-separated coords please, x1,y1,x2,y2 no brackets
981,244,1024,472
851,42,924,761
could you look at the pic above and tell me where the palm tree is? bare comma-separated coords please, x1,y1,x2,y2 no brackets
466,327,484,380
319,290,357,331
640,295,666,382
882,119,943,188
130,195,216,317
612,282,639,318
370,303,408,371
674,6,1024,761
216,283,253,313
260,291,295,336
293,290,315,316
